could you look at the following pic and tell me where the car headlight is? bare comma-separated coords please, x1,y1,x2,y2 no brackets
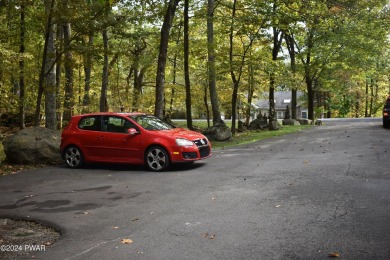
176,138,194,146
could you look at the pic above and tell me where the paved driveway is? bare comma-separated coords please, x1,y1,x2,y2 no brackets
1,118,389,259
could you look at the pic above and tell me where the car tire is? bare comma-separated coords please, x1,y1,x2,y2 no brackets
145,146,170,172
64,146,84,168
383,120,389,129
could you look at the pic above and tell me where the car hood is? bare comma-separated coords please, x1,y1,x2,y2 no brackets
158,128,206,141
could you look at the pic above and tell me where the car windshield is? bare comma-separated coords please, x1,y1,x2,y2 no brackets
129,115,175,130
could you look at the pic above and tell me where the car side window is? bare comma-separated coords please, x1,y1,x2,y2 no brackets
103,116,137,133
78,116,101,131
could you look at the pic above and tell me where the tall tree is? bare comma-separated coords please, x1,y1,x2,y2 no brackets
285,32,298,119
63,21,74,122
154,0,180,119
184,0,193,129
82,32,94,112
18,1,26,129
38,0,57,130
100,0,110,112
207,0,224,125
268,2,284,129
228,0,260,135
34,0,56,127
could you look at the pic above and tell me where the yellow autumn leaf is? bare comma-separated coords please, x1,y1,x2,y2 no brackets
328,252,340,257
121,239,133,244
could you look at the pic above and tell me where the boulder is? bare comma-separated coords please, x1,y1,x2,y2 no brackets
297,118,312,125
269,120,281,131
204,122,232,141
249,117,268,130
282,119,300,126
3,127,62,165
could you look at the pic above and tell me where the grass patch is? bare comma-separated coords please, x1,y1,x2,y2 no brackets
210,125,312,149
172,120,313,149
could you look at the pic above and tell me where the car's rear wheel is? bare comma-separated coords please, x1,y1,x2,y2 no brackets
145,146,169,172
64,146,84,168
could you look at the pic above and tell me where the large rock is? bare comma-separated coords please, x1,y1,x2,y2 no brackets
297,118,312,125
204,123,232,141
269,120,281,130
249,117,268,130
282,119,300,126
3,127,62,165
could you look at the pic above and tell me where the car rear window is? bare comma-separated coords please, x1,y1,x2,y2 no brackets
78,116,100,131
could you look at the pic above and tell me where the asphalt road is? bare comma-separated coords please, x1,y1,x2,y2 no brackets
1,118,389,260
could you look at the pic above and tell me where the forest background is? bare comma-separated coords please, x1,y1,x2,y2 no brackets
0,0,389,135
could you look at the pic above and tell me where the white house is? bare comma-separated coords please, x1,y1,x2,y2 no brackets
255,91,308,119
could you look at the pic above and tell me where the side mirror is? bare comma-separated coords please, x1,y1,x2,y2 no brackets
127,128,139,135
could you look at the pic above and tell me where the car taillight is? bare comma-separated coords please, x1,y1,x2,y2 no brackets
384,112,389,116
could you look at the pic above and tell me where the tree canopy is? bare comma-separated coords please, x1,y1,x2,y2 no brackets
0,0,389,132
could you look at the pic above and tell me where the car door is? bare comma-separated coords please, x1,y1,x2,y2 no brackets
98,115,142,163
76,115,107,160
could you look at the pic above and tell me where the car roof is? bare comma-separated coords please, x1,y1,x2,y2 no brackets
72,112,146,118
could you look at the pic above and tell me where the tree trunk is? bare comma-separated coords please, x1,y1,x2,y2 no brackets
204,85,210,128
82,33,94,112
229,0,238,135
184,0,193,129
207,0,223,125
63,22,74,122
269,25,284,128
100,0,111,112
303,30,315,121
35,0,56,126
365,78,369,117
19,2,25,129
132,66,146,112
285,33,297,119
100,29,109,112
245,63,254,126
154,0,180,119
56,24,63,129
44,0,57,130
306,75,314,120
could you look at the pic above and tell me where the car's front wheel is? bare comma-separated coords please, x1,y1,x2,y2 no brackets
145,146,170,171
64,146,84,168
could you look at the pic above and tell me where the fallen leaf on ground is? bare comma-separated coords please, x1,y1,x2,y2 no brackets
131,218,139,221
202,232,208,238
209,234,216,239
275,205,282,208
121,239,133,244
112,226,119,229
328,252,340,257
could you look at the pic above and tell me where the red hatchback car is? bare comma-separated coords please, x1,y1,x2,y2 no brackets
60,112,211,171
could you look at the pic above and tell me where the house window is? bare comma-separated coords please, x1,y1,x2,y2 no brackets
301,110,308,119
277,111,284,119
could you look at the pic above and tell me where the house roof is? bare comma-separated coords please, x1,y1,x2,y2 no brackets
255,91,305,109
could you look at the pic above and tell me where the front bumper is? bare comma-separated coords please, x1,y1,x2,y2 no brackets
169,145,211,162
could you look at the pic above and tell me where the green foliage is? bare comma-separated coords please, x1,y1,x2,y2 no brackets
0,0,388,129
